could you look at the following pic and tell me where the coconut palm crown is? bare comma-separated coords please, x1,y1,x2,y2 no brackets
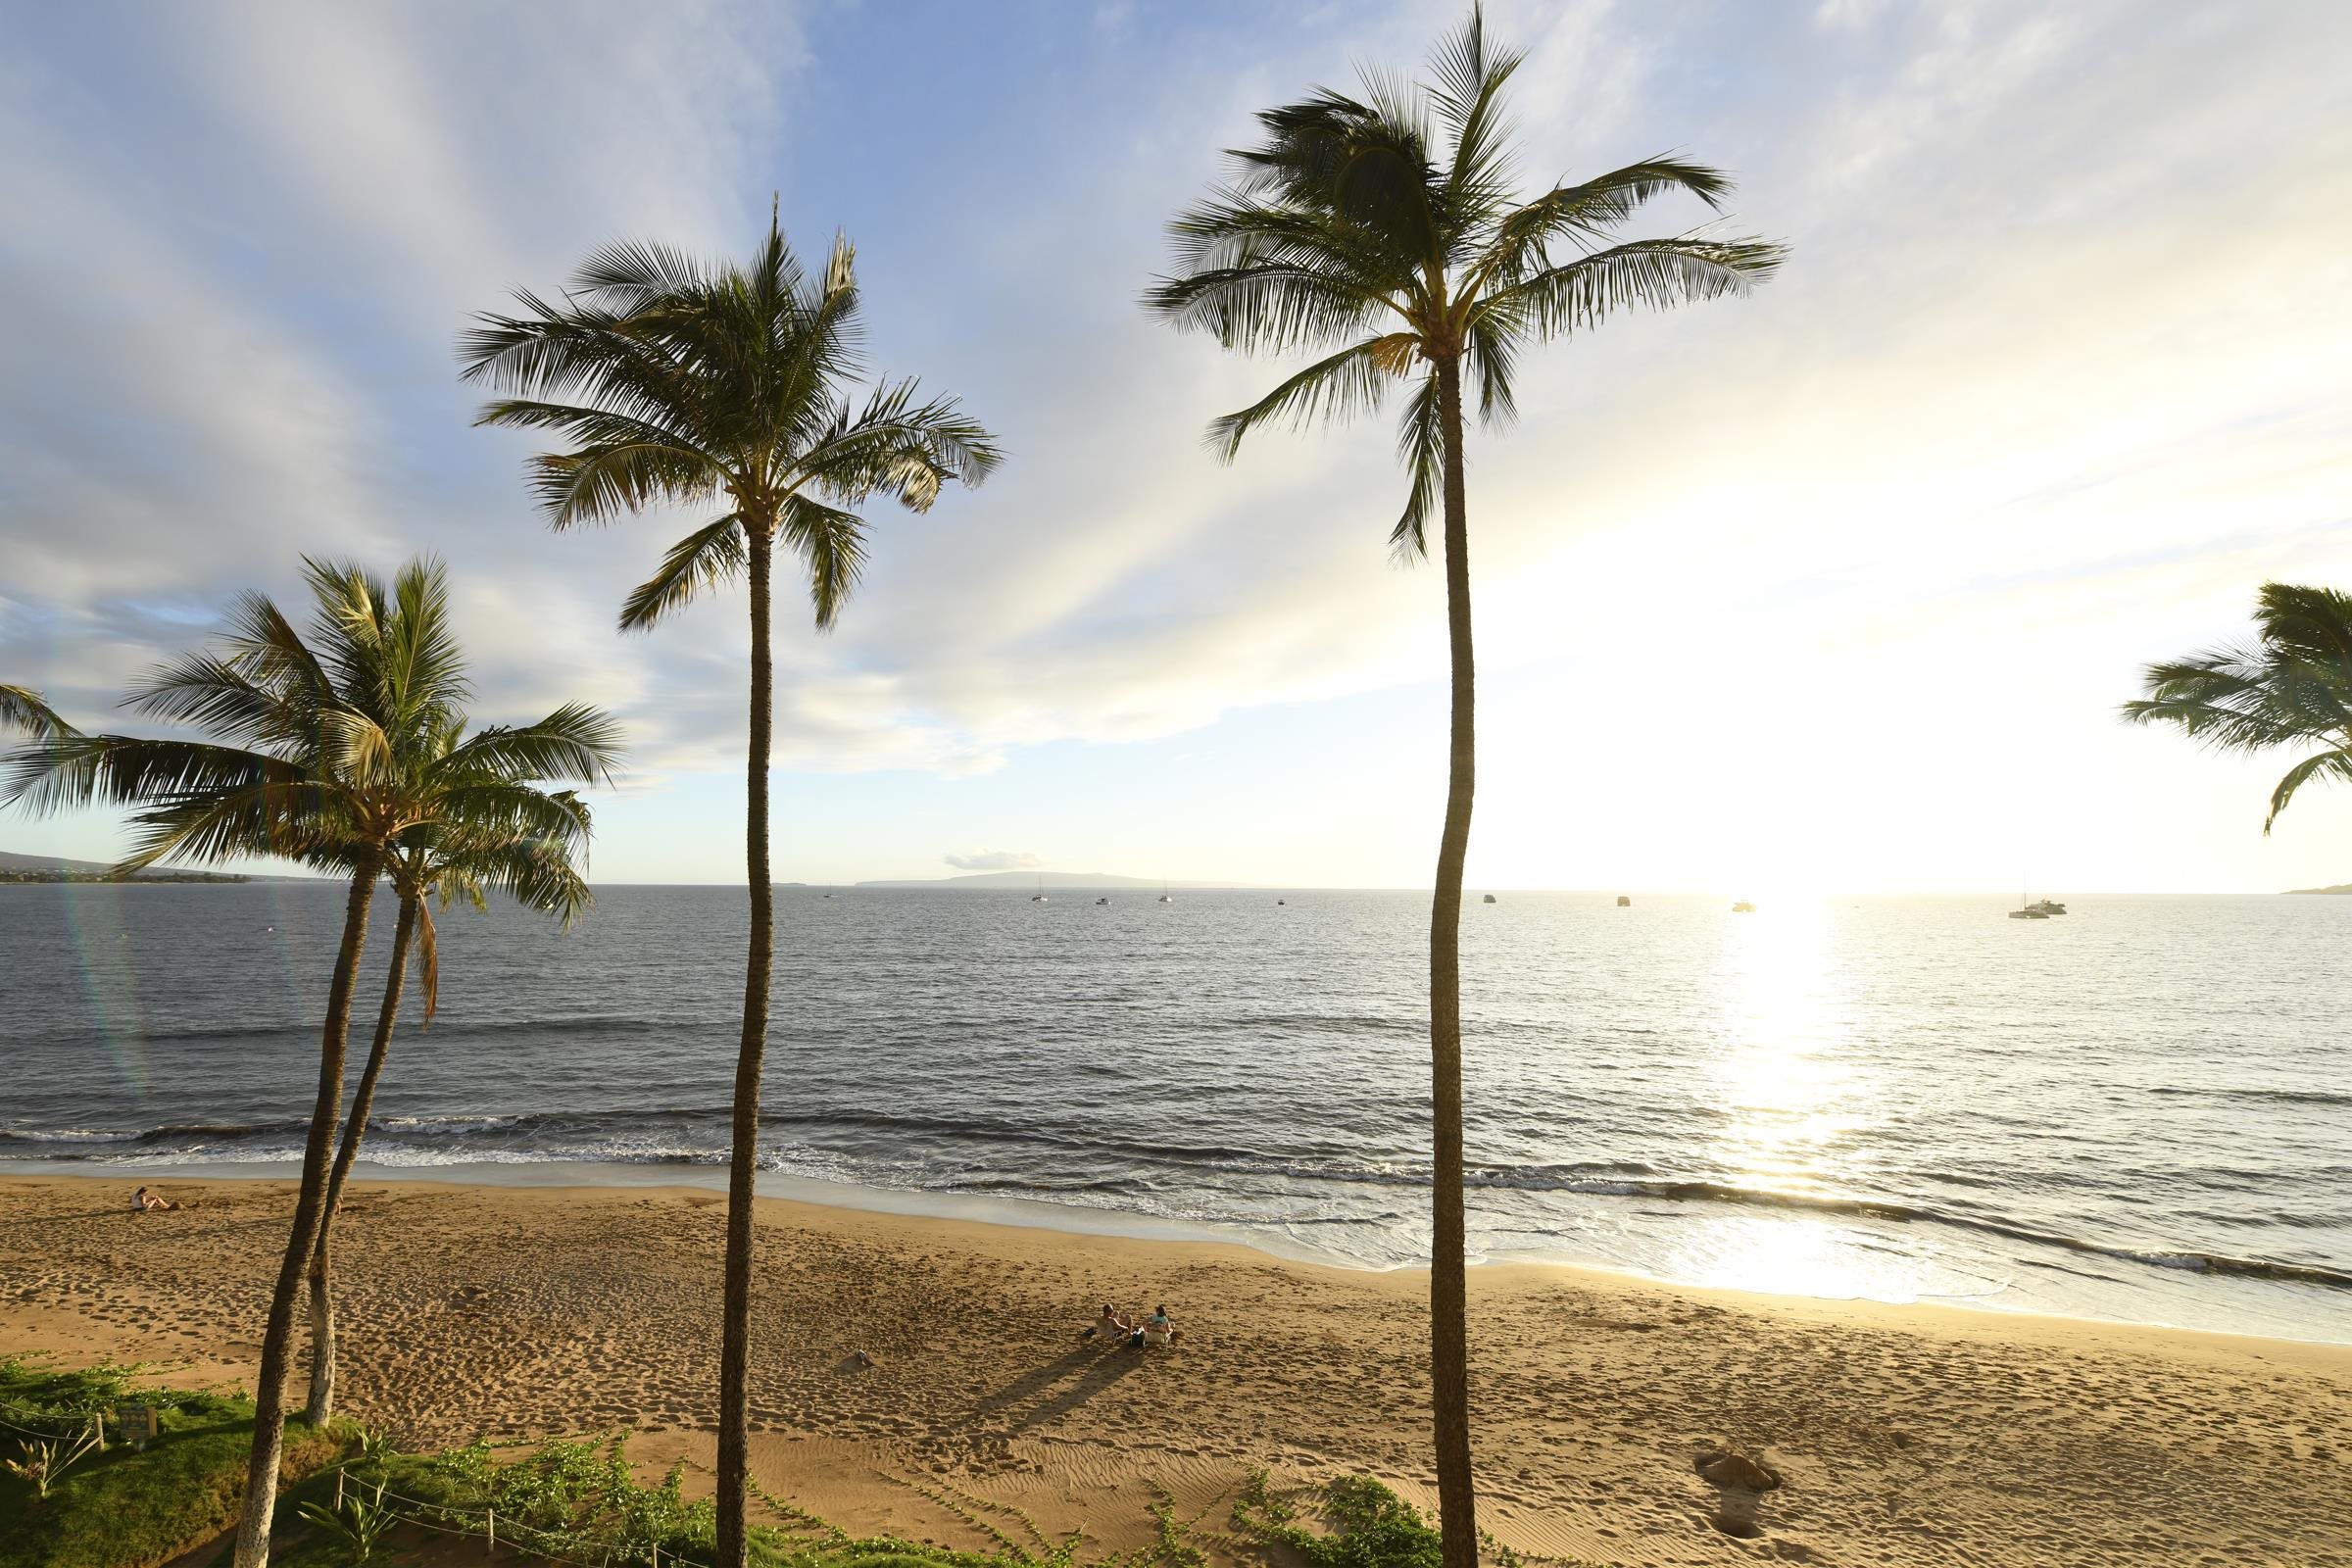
6,560,617,874
2124,581,2352,833
1144,7,1784,553
456,215,1001,632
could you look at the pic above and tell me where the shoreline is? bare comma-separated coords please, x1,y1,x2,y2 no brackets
4,1171,2347,1566
11,1156,2347,1349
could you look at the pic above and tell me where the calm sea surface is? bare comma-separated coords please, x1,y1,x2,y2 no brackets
2,884,2346,1342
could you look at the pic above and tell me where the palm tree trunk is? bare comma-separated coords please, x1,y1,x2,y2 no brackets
306,892,417,1428
231,855,379,1568
716,529,776,1568
1428,356,1479,1568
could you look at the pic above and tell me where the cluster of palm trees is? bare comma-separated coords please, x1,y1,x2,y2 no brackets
3,563,617,1564
2,12,1811,1568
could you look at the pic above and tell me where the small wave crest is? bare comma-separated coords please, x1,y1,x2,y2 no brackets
2148,1085,2352,1109
6,1107,2344,1293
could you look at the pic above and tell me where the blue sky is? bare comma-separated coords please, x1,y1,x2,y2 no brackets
4,0,2351,892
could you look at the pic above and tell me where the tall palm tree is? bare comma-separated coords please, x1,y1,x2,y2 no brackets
459,214,1000,1566
304,778,599,1428
1145,11,1781,1558
2,559,616,1568
2124,582,2352,832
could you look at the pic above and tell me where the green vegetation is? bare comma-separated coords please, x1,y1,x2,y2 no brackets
11,1360,1562,1568
2125,581,2352,834
0,1358,341,1568
1232,1473,1442,1568
1145,9,1781,1562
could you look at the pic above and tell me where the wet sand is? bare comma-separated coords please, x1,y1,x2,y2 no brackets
1,1174,2344,1566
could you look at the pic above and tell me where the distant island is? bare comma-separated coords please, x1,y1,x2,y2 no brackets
0,849,254,885
855,870,1249,890
2284,883,2352,895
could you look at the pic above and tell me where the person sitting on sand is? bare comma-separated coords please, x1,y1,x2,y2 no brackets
133,1186,176,1212
1081,1303,1135,1342
1142,1303,1179,1348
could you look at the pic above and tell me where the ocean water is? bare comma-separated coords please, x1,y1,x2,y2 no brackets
2,883,2346,1343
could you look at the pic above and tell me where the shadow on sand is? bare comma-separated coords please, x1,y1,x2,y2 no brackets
975,1344,1145,1435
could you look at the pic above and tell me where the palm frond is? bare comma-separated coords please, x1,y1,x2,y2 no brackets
1390,369,1444,560
776,497,869,630
3,733,314,819
0,684,73,738
2125,582,2352,833
317,709,397,789
379,558,472,733
796,379,1003,511
1206,334,1416,463
440,703,624,787
1430,4,1526,220
568,238,715,309
414,893,441,1024
1477,235,1786,338
420,784,596,854
1474,158,1740,288
2251,582,2352,670
1151,190,1421,349
122,654,295,748
619,515,748,631
2264,749,2352,835
216,591,339,719
114,779,352,871
2124,643,2350,752
1461,304,1520,428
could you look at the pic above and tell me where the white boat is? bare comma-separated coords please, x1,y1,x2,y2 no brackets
1031,874,1046,903
1157,881,1172,904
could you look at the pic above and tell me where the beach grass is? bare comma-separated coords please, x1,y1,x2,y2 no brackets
0,1356,344,1568
7,1356,1510,1568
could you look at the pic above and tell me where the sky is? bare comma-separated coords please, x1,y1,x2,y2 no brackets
3,0,2350,895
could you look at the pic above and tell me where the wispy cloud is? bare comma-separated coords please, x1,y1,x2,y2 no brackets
4,1,2349,888
944,850,1042,871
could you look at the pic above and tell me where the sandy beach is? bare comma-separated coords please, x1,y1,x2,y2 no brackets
0,1173,2343,1567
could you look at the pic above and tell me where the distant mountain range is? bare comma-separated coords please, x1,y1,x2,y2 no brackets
2284,883,2352,895
854,870,1250,890
0,849,303,884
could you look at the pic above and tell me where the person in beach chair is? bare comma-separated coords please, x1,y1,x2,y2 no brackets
132,1186,177,1212
1141,1303,1179,1348
1081,1303,1136,1343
